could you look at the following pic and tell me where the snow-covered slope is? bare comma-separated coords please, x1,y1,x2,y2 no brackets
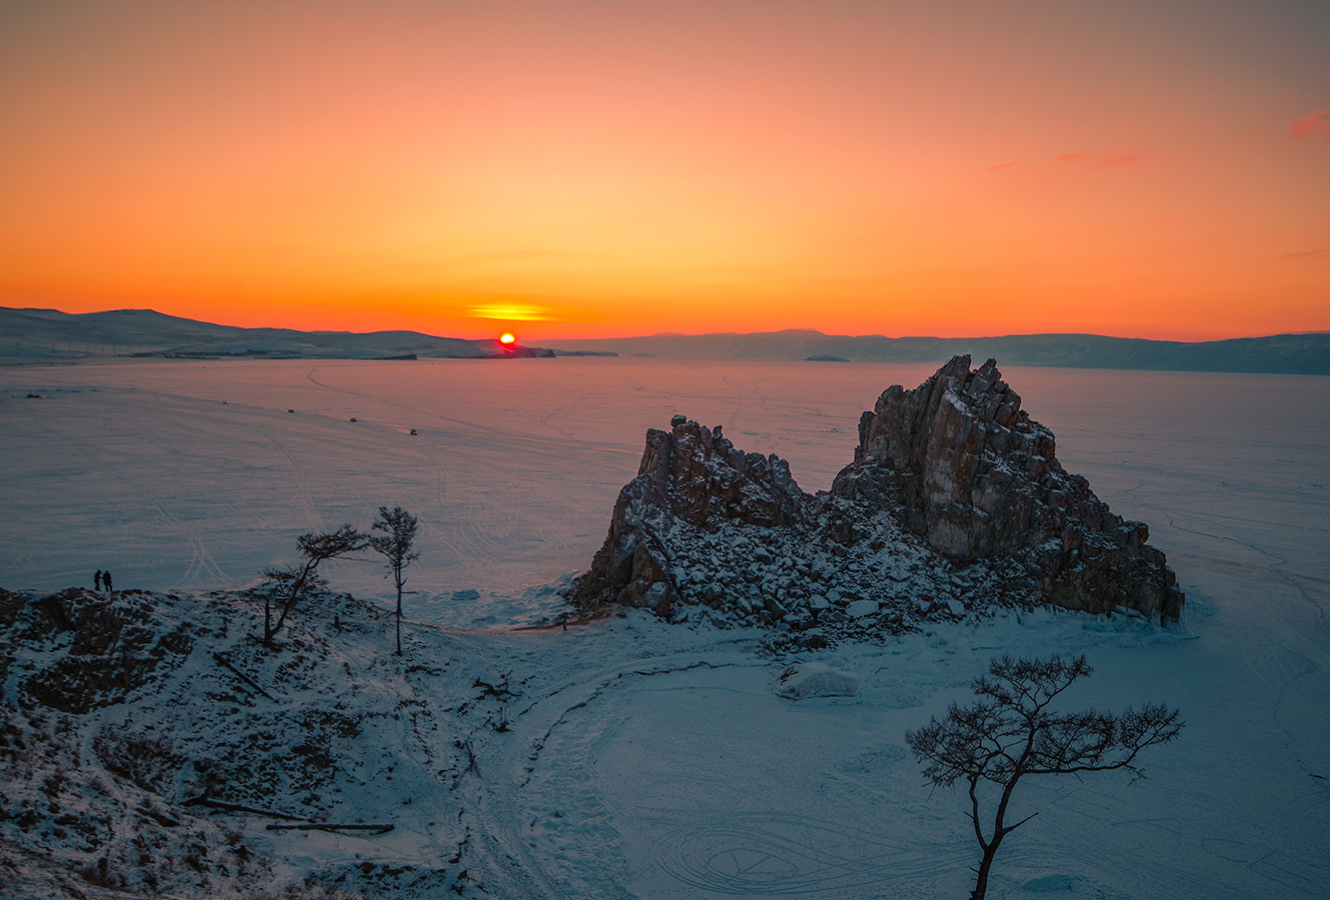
0,585,476,897
2,357,1327,898
4,569,1325,899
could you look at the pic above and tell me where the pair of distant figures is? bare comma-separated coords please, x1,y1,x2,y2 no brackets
94,569,114,592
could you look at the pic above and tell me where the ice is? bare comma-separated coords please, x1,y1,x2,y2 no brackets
3,357,1329,898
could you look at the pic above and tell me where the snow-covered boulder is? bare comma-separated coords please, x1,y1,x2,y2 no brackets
773,662,859,700
845,599,879,619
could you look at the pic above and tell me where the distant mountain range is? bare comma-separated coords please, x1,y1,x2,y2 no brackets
548,328,1330,375
3,307,1327,374
0,307,550,360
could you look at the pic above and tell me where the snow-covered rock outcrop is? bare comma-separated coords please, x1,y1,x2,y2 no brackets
570,357,1183,634
569,417,805,615
835,355,1183,620
0,586,479,899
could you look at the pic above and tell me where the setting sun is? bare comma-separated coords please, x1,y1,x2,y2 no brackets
499,333,516,345
0,1,1326,343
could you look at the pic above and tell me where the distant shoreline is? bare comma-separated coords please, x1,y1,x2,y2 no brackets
4,306,1328,375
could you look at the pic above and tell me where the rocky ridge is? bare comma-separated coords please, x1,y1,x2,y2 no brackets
570,356,1183,640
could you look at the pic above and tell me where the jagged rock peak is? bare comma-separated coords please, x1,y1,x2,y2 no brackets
833,356,1182,621
568,418,805,612
635,418,806,530
571,358,1184,630
835,354,1057,557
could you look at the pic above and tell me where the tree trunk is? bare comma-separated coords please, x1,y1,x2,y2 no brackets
971,841,1001,900
394,570,403,656
269,563,315,645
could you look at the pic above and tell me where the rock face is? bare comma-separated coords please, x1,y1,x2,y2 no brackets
834,356,1183,620
571,357,1183,633
569,419,805,614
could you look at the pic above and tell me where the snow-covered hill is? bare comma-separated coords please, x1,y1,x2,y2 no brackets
3,569,1327,899
0,307,549,361
1,585,480,897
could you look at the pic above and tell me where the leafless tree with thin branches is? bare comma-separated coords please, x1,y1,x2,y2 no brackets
906,654,1183,900
259,524,367,649
368,506,418,656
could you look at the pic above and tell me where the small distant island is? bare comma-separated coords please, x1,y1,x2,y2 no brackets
806,354,850,362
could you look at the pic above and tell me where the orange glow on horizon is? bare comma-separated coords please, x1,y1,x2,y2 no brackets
1,2,1326,344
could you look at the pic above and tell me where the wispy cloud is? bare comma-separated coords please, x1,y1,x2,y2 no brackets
471,303,555,321
1284,248,1330,261
1290,111,1329,139
988,162,1016,171
1099,150,1141,168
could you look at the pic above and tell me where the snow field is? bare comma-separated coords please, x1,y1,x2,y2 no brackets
2,357,1329,898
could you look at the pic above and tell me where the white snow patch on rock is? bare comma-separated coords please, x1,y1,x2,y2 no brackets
846,599,879,618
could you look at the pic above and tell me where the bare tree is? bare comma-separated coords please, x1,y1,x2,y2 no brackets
260,524,366,648
906,654,1183,900
368,506,419,656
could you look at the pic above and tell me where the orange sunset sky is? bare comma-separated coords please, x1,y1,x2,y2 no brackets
1,0,1327,342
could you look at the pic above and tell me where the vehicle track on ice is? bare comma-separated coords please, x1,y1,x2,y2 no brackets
10,395,230,587
461,645,976,899
456,652,743,899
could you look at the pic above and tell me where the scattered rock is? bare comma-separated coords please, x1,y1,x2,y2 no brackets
845,599,879,618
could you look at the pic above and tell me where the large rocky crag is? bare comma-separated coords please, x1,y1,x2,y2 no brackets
570,356,1183,638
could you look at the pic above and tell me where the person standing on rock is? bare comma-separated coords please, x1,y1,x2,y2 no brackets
94,570,103,591
103,571,113,593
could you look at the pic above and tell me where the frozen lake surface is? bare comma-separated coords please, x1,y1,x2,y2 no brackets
6,358,1326,619
3,357,1329,898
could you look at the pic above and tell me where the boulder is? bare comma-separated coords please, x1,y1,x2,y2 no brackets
773,662,859,700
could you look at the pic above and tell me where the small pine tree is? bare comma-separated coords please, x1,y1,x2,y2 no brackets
906,654,1183,900
369,506,419,656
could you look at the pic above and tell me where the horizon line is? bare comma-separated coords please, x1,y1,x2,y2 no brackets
5,304,1326,346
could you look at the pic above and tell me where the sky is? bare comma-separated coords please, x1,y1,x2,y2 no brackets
1,0,1327,342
